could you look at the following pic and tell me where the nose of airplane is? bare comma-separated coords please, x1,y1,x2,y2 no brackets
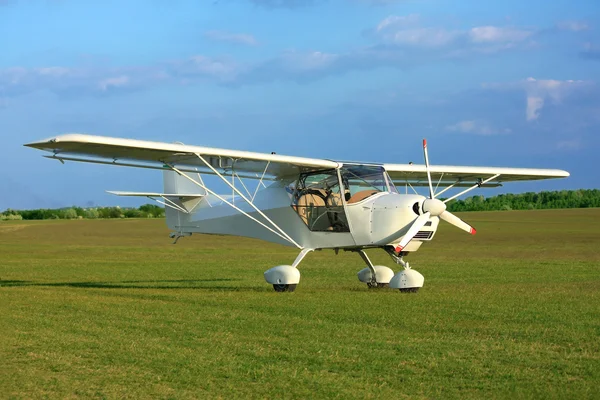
422,198,446,216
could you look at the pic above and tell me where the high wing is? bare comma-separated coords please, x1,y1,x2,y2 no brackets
384,163,569,188
25,134,338,180
25,134,569,185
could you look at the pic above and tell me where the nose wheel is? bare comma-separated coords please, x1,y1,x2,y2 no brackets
385,248,424,292
273,284,297,292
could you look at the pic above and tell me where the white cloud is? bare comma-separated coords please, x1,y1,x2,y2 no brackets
283,51,339,71
389,28,460,47
556,20,589,32
204,30,258,46
484,77,592,121
248,0,320,8
376,14,420,32
248,0,407,7
0,55,241,97
557,139,581,150
526,96,544,121
524,77,589,120
375,15,534,50
581,42,600,60
357,0,409,4
445,120,510,135
469,26,532,43
376,15,460,47
36,67,71,77
169,56,240,82
98,76,130,91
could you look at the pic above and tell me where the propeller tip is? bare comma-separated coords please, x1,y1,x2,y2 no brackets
423,138,427,147
395,245,404,252
470,228,476,235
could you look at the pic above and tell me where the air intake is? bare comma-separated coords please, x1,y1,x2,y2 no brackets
414,231,433,240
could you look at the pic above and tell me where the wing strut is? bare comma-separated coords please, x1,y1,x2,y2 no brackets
166,163,302,249
433,179,462,198
193,153,301,248
253,161,271,201
443,174,501,203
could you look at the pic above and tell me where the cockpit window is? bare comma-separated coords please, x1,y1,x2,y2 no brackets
386,171,399,193
341,165,388,204
291,169,350,232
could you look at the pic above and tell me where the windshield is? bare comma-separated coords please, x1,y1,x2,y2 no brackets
341,165,389,204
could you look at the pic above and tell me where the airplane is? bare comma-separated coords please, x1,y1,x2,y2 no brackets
25,134,569,292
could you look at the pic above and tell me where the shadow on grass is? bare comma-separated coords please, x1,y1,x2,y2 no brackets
0,278,271,291
0,280,31,286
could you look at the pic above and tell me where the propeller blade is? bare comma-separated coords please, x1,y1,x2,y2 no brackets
439,211,476,235
395,212,431,252
423,139,434,199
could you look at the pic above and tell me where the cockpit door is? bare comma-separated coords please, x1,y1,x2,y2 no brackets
290,169,350,233
340,165,397,245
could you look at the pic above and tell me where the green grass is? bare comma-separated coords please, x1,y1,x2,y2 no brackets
1,209,599,399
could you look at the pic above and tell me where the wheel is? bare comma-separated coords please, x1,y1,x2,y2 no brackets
399,287,419,293
273,284,297,292
367,282,389,289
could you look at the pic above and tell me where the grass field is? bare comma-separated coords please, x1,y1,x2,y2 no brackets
1,209,599,399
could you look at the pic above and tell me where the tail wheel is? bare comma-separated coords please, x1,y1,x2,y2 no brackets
273,284,297,292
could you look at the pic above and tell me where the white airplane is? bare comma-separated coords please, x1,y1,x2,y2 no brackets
26,134,569,292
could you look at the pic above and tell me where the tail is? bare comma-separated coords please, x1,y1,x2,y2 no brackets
108,169,206,235
163,169,207,230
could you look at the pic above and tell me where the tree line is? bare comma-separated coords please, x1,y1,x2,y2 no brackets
1,189,599,220
0,204,164,221
445,189,600,212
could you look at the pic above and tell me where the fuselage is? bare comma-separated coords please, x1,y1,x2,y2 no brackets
164,166,439,251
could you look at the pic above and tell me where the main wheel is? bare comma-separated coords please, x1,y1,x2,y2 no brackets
367,282,389,289
273,284,297,292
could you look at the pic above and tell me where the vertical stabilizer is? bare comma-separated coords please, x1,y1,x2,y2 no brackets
163,169,207,229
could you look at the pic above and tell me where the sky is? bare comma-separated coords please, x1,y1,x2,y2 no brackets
1,0,599,210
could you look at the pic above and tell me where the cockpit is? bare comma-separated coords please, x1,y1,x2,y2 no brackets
291,165,397,232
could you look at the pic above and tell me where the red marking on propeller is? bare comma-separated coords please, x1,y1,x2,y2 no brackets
423,139,427,147
470,228,476,235
395,245,403,252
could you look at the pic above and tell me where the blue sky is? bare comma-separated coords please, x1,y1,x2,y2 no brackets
1,0,599,209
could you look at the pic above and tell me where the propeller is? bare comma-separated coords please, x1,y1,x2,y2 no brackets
395,139,476,252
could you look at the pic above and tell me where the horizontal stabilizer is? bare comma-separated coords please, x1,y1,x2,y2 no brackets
107,191,205,199
107,191,205,213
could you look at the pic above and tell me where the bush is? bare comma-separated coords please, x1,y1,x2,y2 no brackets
0,214,23,221
124,209,144,218
61,208,78,219
84,209,99,219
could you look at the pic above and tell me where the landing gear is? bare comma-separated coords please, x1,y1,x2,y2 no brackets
273,284,297,292
385,248,424,293
367,282,389,289
264,248,313,292
355,250,394,289
169,231,191,244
